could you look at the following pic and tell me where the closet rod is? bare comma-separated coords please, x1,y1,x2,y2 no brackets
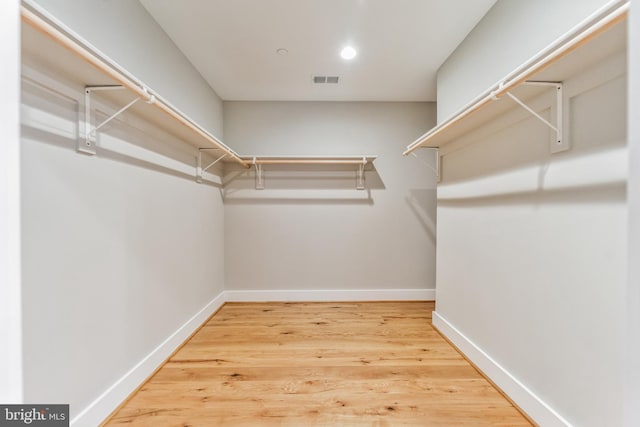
403,0,629,155
20,5,246,167
243,158,370,166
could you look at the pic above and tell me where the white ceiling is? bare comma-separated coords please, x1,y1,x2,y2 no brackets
139,0,496,102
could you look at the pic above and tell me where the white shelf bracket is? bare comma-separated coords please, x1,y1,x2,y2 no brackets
506,81,566,153
82,85,140,155
253,157,265,190
356,157,367,190
411,149,441,183
196,148,226,183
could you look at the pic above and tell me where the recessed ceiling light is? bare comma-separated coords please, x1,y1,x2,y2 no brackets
340,46,357,60
276,48,288,56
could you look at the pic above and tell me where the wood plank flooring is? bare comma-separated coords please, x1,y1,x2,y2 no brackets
103,302,532,426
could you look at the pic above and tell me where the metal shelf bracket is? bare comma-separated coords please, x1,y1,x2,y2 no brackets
196,148,226,183
253,157,265,190
504,81,566,153
411,149,441,183
356,157,366,190
82,85,142,155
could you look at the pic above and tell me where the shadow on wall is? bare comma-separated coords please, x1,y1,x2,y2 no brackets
438,180,625,208
406,189,437,245
438,139,628,209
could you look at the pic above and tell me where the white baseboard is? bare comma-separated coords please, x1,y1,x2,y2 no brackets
71,292,227,427
225,288,435,302
432,311,571,427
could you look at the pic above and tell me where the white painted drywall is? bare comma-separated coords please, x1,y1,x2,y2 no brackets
437,0,615,123
435,33,627,427
20,46,226,424
625,1,640,425
0,0,23,404
223,101,437,293
28,0,224,137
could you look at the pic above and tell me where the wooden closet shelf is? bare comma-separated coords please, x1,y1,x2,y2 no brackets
404,1,628,154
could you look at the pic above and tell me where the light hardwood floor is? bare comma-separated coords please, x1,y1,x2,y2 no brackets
103,301,532,426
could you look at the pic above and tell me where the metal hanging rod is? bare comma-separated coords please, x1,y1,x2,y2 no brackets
21,3,246,166
243,157,373,166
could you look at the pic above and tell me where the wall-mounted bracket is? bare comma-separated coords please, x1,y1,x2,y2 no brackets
505,81,566,153
356,157,366,190
253,157,265,190
82,85,142,155
411,149,441,183
196,148,226,183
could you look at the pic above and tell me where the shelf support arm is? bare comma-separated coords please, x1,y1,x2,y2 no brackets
253,157,265,190
82,85,146,155
196,148,226,183
505,81,564,151
411,149,441,182
356,157,366,190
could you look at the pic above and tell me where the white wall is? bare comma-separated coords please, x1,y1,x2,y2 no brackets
223,102,437,296
436,0,614,123
435,26,627,427
20,10,227,426
28,0,225,137
625,1,640,425
0,0,23,403
21,61,226,425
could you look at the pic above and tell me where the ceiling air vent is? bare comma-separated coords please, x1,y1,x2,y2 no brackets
313,75,339,84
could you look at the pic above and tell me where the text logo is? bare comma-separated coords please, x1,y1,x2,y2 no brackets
0,405,69,426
